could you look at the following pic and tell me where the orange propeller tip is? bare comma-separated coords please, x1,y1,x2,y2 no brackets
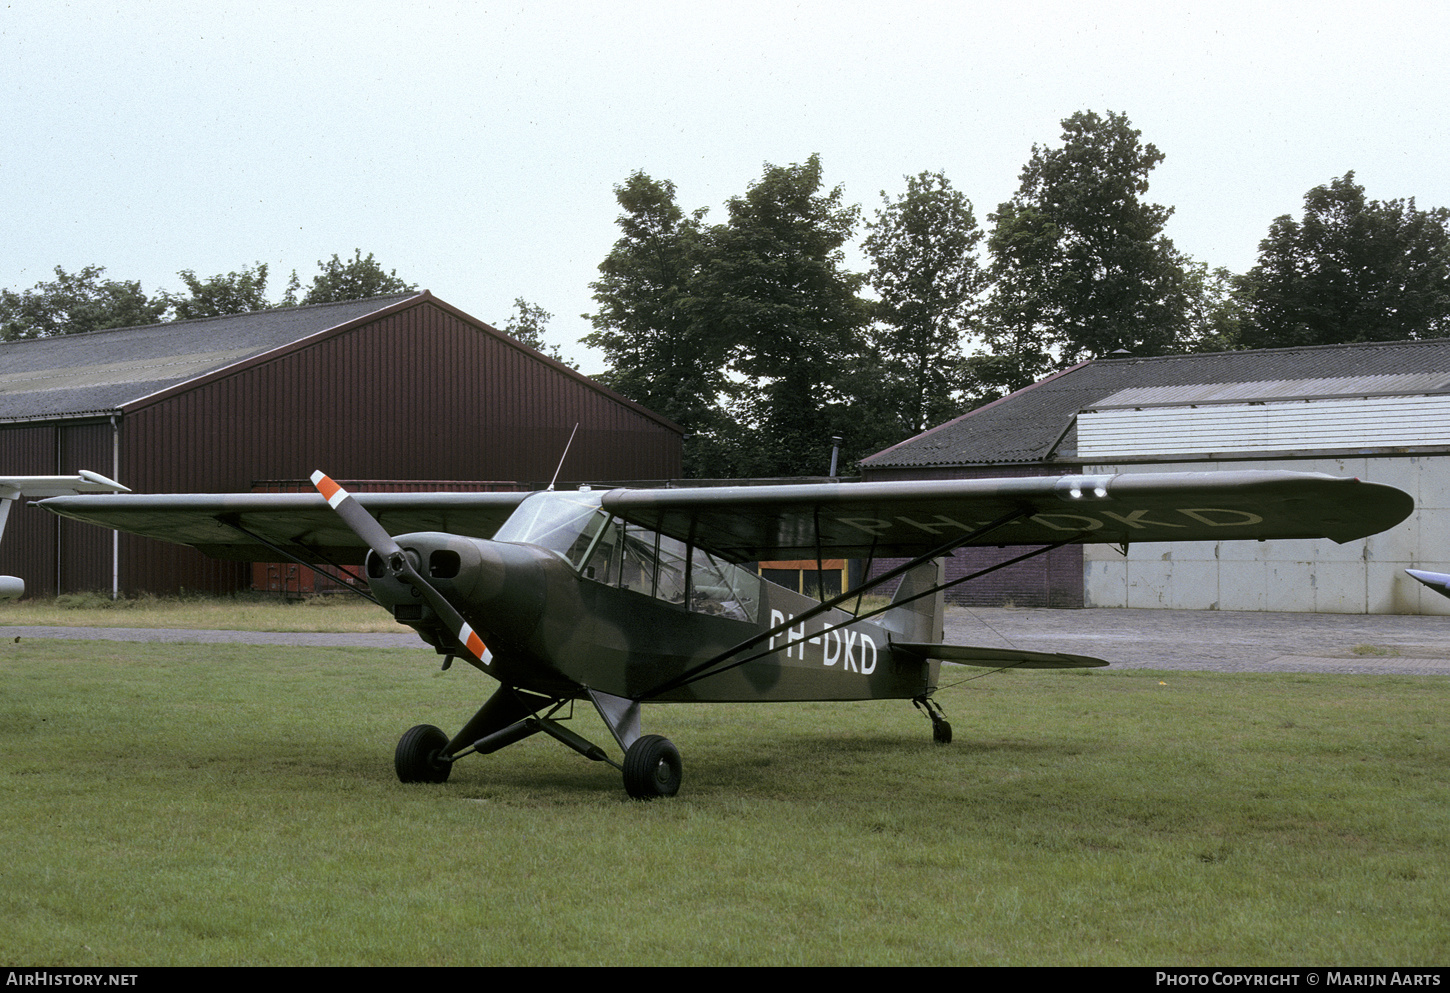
311,471,344,506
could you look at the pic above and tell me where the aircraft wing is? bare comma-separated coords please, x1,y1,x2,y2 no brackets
37,470,1412,567
601,470,1413,562
0,471,129,499
38,491,530,564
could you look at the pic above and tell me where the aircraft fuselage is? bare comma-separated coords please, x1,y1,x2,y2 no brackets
363,490,935,705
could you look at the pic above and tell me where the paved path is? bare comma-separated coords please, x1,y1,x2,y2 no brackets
942,606,1450,675
6,608,1450,674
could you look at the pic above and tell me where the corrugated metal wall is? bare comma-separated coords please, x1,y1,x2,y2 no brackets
0,423,60,597
57,421,115,594
1082,455,1440,615
121,298,679,489
1079,395,1450,459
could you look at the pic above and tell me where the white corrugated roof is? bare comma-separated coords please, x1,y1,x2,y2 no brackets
1088,374,1450,410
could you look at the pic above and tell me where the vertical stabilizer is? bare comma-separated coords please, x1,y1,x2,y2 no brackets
880,558,945,643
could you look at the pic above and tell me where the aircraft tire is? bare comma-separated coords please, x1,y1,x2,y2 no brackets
622,734,681,799
933,720,952,745
395,724,452,784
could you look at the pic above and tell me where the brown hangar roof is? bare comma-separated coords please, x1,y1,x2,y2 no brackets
0,291,681,434
0,294,421,422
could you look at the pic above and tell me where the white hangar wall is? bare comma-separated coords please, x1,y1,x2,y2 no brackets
1081,455,1450,615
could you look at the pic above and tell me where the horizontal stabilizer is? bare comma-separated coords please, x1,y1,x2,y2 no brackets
892,641,1109,669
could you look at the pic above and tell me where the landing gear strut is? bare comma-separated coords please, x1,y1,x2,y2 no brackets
914,696,952,745
395,686,684,799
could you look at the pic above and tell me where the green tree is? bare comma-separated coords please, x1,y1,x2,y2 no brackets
584,172,722,443
301,250,416,304
278,270,303,308
863,171,986,436
503,297,576,368
169,263,271,320
691,155,866,477
1240,172,1450,349
983,110,1191,392
0,265,168,340
1180,263,1252,353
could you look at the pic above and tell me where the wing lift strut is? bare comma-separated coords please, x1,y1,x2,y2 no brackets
216,514,381,606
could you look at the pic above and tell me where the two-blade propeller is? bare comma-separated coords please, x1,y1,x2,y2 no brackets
310,471,488,665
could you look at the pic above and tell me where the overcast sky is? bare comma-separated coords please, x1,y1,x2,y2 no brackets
4,1,1448,372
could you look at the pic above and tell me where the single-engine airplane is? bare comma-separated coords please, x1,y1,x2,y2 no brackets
1,471,130,599
40,469,1412,798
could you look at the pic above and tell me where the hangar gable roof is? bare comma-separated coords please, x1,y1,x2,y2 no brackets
863,338,1450,468
0,294,421,422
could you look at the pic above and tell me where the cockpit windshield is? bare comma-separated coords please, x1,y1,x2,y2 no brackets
492,490,606,567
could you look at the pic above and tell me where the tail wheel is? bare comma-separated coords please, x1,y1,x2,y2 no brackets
396,723,452,783
622,734,682,799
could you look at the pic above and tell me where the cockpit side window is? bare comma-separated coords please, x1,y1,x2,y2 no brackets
582,518,620,584
581,514,758,620
617,524,657,595
691,549,759,622
655,534,689,605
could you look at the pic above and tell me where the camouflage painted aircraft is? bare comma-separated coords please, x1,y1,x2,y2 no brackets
40,469,1412,798
1,471,130,599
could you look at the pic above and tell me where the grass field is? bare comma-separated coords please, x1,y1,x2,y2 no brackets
0,592,394,632
2,635,1445,966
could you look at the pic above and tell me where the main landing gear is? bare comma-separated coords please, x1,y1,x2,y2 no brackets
393,685,683,799
621,734,682,799
395,724,452,784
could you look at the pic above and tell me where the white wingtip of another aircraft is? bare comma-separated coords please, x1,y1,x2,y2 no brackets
0,471,130,499
1,471,130,599
1405,568,1450,600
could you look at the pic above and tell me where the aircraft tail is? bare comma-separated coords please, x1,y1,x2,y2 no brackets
879,559,1109,671
879,558,945,643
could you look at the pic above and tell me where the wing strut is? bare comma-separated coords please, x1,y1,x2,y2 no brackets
640,506,1037,699
216,514,382,606
646,531,1083,697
